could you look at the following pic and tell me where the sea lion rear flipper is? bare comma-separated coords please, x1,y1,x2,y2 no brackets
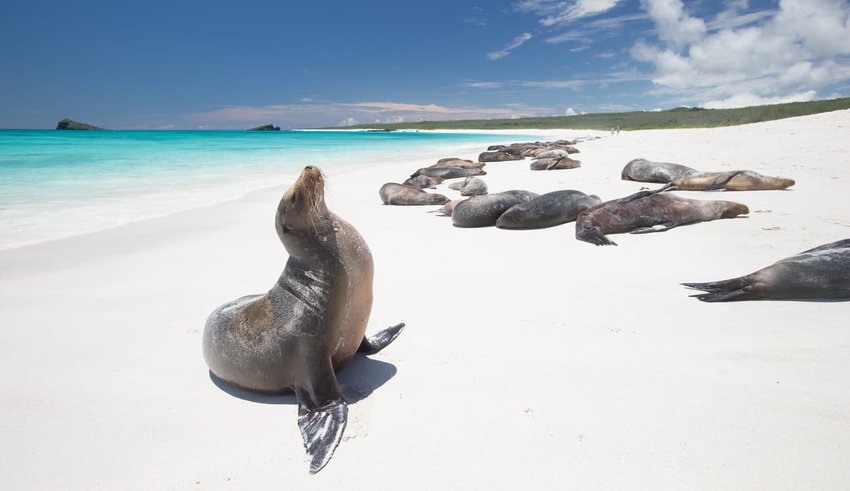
681,278,753,302
294,356,348,474
576,226,617,246
358,322,406,355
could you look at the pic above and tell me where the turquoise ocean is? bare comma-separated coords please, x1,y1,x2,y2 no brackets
0,130,521,250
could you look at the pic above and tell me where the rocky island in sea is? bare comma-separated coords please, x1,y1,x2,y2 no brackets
56,119,104,130
248,123,280,131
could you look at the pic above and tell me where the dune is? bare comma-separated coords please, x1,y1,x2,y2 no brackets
1,110,849,488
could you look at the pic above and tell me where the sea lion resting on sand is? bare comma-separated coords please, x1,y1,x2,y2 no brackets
203,166,405,473
622,158,795,191
452,190,539,228
380,183,450,205
496,190,601,229
413,166,486,180
530,157,581,171
575,187,749,246
683,238,850,301
403,174,443,189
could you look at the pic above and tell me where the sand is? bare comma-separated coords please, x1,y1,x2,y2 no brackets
1,110,849,489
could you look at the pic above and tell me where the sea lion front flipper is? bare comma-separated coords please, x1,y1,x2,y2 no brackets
358,322,406,355
616,183,674,204
294,355,348,474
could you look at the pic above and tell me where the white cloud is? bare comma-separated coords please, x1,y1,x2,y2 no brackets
633,0,850,106
702,90,817,109
487,32,533,60
516,0,624,25
565,107,578,116
183,100,552,128
640,0,705,49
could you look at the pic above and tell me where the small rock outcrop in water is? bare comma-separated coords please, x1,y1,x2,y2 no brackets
56,119,103,130
248,123,281,131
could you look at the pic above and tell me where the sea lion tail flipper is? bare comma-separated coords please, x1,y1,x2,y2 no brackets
358,322,406,355
295,358,348,474
681,278,752,302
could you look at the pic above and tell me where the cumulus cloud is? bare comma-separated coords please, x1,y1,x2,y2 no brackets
565,107,578,116
516,0,624,25
487,32,533,60
633,0,850,108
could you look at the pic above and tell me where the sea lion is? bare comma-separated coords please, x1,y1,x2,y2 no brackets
530,157,581,170
380,183,450,205
478,150,523,162
683,238,850,301
448,181,465,191
574,187,749,246
403,174,443,189
430,158,486,170
452,190,539,228
671,170,795,191
203,166,405,473
459,177,488,197
622,158,795,190
621,158,699,183
496,190,601,229
413,166,486,179
430,199,461,217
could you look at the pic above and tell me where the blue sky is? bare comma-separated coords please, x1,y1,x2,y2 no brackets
2,0,849,129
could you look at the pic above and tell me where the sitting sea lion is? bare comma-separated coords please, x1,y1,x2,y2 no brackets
459,177,488,196
683,238,850,301
575,187,749,246
452,190,539,228
380,183,450,205
203,166,405,473
496,190,601,229
622,158,794,191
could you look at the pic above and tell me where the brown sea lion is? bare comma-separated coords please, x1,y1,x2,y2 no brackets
622,158,795,190
683,238,850,301
380,183,450,205
429,158,486,169
575,188,749,246
203,166,405,473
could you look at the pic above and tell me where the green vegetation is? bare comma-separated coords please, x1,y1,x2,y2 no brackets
56,118,104,130
338,97,850,131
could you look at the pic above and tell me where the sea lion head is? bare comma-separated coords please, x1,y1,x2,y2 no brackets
275,166,330,245
721,201,749,218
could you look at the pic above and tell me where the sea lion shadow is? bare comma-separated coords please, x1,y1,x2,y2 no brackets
208,355,398,406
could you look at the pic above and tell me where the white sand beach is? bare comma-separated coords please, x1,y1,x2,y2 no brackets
2,110,850,489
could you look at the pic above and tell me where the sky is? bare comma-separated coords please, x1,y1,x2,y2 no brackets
2,0,850,129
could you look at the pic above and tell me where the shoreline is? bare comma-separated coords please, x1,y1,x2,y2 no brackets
1,112,849,488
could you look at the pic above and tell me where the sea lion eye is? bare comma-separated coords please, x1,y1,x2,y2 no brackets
290,194,297,205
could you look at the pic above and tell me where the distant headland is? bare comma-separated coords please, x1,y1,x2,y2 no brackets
56,119,104,130
248,123,280,131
